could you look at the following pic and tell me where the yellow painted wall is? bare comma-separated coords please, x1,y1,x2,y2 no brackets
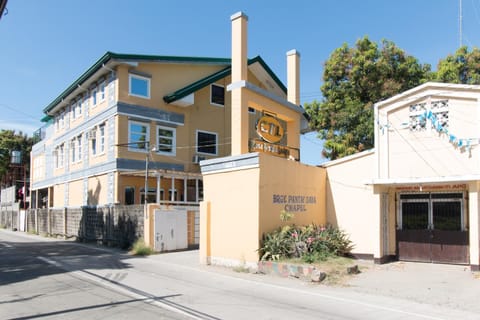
69,179,84,206
324,152,378,256
202,165,260,264
53,183,65,208
88,175,108,206
200,153,326,266
258,153,326,234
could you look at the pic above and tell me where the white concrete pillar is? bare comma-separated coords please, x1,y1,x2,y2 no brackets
469,182,480,270
286,50,300,106
230,12,249,155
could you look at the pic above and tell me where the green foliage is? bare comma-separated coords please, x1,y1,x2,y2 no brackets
434,46,480,84
305,36,430,160
259,224,353,262
0,130,33,187
130,239,154,256
279,210,294,222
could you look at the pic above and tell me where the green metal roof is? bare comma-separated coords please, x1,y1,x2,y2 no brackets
43,52,287,114
163,56,287,104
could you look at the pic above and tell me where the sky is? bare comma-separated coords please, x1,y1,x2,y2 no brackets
0,0,478,166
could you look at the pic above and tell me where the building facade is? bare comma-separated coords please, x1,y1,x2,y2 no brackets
325,82,480,270
30,49,297,209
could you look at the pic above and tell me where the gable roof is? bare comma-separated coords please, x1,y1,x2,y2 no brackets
163,56,286,104
43,52,286,116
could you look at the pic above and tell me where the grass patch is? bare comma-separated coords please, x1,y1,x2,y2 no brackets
130,240,154,256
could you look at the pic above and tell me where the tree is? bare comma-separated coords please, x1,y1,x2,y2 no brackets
305,37,431,160
0,130,33,188
434,46,480,84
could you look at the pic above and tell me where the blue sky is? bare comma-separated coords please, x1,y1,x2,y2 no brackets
0,0,478,165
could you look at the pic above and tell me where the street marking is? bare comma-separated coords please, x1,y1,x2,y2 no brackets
37,256,62,268
0,243,14,248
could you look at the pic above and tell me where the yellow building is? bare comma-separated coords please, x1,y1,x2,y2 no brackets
30,45,302,208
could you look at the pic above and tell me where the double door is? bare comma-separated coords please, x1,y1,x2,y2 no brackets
396,192,468,264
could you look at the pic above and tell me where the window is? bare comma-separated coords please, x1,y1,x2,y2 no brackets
99,81,106,101
125,187,135,205
70,135,82,163
129,121,149,151
399,192,464,231
156,126,176,155
71,103,76,120
77,135,82,161
60,112,65,129
129,74,150,99
77,99,82,117
211,84,224,106
83,94,89,112
91,129,97,156
168,189,178,202
99,124,105,153
55,143,65,168
140,187,156,204
108,81,115,103
92,88,97,106
409,100,449,132
197,130,217,155
71,139,76,163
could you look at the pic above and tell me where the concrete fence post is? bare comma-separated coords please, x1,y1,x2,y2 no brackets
63,207,67,239
47,208,51,235
35,209,38,234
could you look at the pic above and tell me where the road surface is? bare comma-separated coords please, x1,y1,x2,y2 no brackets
0,229,478,319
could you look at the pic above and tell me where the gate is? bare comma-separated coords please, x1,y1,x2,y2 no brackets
396,192,468,264
153,206,199,252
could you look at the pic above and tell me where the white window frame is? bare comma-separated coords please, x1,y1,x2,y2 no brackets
156,125,176,156
129,74,151,99
57,143,64,168
92,88,98,106
99,123,106,154
128,120,150,152
91,131,97,156
196,130,218,155
77,135,82,162
99,81,106,102
210,83,225,107
70,139,76,163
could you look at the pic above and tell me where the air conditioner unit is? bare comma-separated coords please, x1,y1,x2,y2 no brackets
88,129,97,140
193,155,206,164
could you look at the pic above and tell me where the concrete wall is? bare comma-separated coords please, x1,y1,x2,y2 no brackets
323,151,378,257
24,205,144,248
200,153,326,267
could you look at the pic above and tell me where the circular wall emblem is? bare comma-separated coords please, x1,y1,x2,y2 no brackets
256,115,284,143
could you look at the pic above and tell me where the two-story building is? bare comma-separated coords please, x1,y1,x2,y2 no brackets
30,50,302,209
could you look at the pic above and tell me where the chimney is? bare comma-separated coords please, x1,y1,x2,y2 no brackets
229,12,249,155
231,12,248,82
286,50,300,105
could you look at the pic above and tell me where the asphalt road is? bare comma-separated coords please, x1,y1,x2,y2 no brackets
1,229,478,320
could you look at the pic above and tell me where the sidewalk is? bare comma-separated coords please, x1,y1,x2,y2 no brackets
345,260,480,314
140,247,480,314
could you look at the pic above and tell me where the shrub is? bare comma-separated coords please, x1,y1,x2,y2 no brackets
130,240,154,256
259,224,353,262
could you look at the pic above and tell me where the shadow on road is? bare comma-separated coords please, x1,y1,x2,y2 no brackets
0,237,133,286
